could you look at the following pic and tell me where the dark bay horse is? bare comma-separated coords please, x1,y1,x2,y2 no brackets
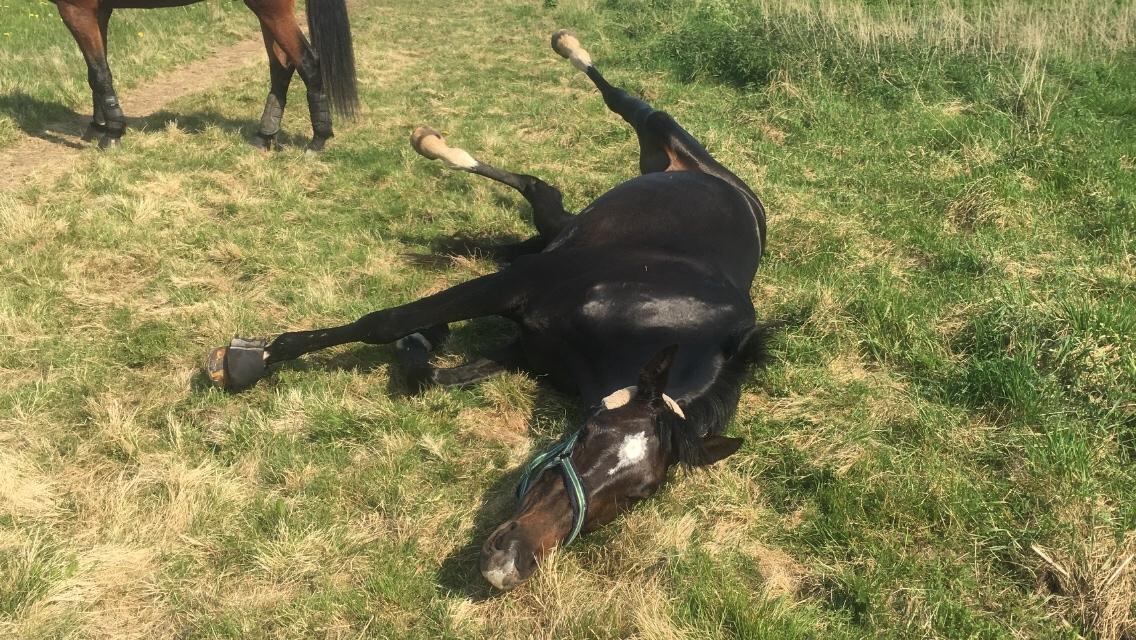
206,30,768,590
51,0,357,151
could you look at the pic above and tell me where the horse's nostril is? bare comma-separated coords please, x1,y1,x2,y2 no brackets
494,532,514,552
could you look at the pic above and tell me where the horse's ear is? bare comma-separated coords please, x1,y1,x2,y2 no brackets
636,345,678,403
697,436,743,466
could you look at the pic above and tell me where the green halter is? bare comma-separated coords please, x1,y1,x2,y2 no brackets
515,431,588,546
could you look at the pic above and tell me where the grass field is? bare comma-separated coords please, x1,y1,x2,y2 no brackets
1,0,1134,637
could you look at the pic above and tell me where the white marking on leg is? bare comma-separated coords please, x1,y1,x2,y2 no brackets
436,146,478,171
396,332,432,352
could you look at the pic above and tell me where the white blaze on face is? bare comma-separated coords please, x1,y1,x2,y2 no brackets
608,431,649,476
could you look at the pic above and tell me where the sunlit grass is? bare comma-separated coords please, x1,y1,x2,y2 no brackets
1,0,1133,638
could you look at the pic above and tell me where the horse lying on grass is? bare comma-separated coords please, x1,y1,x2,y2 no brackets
206,30,769,590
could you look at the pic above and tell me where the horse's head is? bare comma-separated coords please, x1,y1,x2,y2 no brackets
480,346,743,590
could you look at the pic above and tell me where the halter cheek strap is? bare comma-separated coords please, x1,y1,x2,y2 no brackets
515,431,588,545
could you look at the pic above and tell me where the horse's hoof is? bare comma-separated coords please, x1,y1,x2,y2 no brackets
205,337,270,392
250,133,276,151
306,137,328,155
82,123,107,142
98,135,122,150
551,29,593,71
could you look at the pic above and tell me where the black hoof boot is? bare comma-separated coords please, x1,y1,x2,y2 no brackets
393,325,451,392
98,134,122,150
305,136,328,156
206,337,270,392
82,122,108,142
251,133,277,151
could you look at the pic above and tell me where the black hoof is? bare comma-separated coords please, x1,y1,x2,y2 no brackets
306,136,328,155
98,134,122,150
206,337,270,392
82,122,107,142
393,325,450,393
251,133,276,151
395,333,435,392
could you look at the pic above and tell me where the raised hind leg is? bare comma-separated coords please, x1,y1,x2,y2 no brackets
57,0,124,148
251,23,296,150
551,29,767,250
410,127,572,241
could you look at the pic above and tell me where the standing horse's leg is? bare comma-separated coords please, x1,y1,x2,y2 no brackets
243,0,345,153
57,0,125,148
206,268,537,391
80,4,112,142
410,127,573,240
250,24,296,151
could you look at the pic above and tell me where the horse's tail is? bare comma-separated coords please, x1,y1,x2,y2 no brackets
307,0,358,118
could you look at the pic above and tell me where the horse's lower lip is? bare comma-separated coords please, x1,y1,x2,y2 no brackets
481,552,520,590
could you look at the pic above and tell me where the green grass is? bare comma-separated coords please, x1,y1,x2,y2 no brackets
1,0,1134,637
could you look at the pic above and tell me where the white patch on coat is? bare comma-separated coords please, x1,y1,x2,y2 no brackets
608,431,649,476
600,386,686,418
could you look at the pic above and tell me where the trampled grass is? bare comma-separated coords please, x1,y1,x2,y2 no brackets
1,0,1134,638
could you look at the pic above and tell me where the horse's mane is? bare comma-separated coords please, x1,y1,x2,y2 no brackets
657,323,774,466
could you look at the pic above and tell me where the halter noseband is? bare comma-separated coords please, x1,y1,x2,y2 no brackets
515,430,588,545
513,388,685,547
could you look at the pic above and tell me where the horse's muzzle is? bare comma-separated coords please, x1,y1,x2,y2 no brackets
480,521,536,590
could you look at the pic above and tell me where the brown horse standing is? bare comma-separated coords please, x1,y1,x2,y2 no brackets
51,0,357,151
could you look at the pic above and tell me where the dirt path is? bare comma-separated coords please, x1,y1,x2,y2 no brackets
0,36,266,190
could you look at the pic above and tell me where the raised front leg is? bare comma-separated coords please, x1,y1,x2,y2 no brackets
58,1,124,148
410,127,573,240
206,267,536,391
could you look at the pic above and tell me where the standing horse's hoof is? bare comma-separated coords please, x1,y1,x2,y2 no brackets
205,337,270,391
98,135,122,150
82,122,107,142
306,136,328,155
250,133,276,151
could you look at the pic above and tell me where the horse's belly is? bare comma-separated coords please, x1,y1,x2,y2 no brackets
108,0,204,8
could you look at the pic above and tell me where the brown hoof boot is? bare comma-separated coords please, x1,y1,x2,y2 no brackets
205,337,270,391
